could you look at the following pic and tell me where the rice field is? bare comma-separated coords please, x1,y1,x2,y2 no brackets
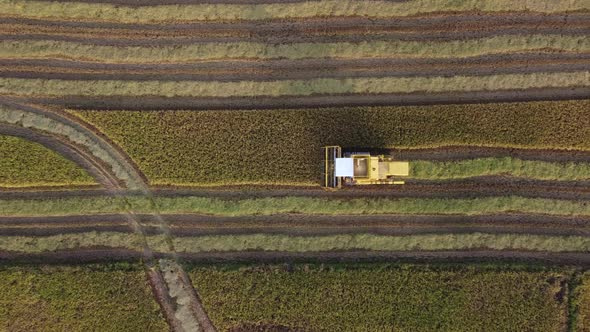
1,0,589,329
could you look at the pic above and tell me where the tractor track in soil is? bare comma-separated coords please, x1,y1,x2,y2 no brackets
2,54,589,81
1,176,589,200
2,213,590,237
1,13,586,36
3,248,590,266
15,87,589,110
1,25,587,44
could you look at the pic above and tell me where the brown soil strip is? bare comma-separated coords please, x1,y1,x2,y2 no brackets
0,13,586,38
0,123,116,189
2,23,587,44
2,213,589,237
0,247,144,263
17,0,403,5
0,225,131,236
393,147,590,162
18,87,589,110
147,268,185,332
1,176,589,200
159,213,590,237
2,247,590,267
176,250,590,266
2,54,588,81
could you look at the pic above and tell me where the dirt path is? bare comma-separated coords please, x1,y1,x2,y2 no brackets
2,175,589,200
17,87,589,110
2,53,588,81
1,13,586,37
176,250,590,266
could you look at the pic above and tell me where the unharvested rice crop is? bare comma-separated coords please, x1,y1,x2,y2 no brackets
189,263,569,331
0,134,95,188
72,100,590,186
0,263,167,332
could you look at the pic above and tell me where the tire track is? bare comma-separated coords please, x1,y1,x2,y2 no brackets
2,248,590,266
1,13,586,34
2,24,587,44
176,250,590,266
1,176,589,200
1,213,590,244
16,87,590,110
2,54,589,81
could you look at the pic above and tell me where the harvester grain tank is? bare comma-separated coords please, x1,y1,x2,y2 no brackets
324,146,409,188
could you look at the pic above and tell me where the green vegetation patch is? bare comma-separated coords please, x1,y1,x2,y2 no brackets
1,0,587,23
411,157,590,181
0,135,95,188
0,263,167,332
3,35,588,63
189,263,569,331
72,100,590,186
2,195,590,217
0,232,142,253
171,233,590,253
2,72,588,97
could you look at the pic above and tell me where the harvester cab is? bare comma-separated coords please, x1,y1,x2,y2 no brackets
323,146,409,189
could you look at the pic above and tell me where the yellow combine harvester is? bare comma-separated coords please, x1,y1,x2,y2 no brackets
324,146,409,188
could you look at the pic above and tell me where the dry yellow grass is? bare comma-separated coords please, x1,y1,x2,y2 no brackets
1,0,587,23
1,72,588,97
2,35,588,63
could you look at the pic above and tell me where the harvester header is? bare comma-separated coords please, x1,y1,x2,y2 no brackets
324,146,409,188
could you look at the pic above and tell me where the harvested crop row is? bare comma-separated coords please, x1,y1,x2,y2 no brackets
3,213,590,237
190,263,569,331
167,233,590,253
0,133,95,188
2,232,590,254
410,157,590,181
5,53,589,82
1,0,587,23
0,231,141,253
1,72,588,98
2,13,588,40
2,35,588,63
71,100,590,186
2,196,590,217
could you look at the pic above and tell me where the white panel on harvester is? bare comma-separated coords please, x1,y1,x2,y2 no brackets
334,158,354,177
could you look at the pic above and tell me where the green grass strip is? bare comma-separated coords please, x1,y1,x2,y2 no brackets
2,35,588,62
171,233,590,253
0,231,141,253
410,157,590,181
0,134,95,187
1,72,588,98
3,232,590,254
1,196,590,217
1,0,587,23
